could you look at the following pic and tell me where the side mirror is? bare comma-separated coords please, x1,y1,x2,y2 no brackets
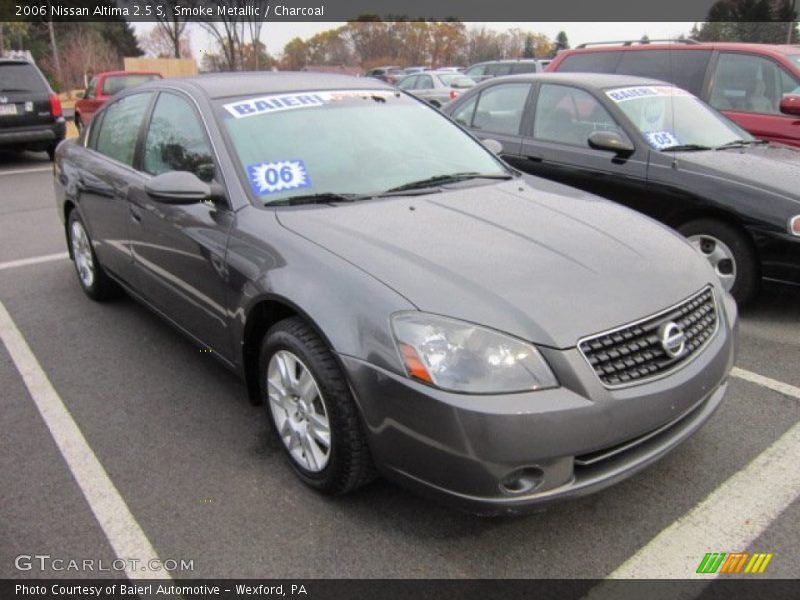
145,171,211,204
482,138,503,155
588,131,634,154
779,95,800,117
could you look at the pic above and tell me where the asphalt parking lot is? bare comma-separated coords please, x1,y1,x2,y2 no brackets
1,150,798,581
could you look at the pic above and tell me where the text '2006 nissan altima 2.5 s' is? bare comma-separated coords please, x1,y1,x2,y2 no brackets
53,73,737,515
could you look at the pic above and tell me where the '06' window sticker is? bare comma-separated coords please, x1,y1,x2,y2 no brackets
247,160,311,195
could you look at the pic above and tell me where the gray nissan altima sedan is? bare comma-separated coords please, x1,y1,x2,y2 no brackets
53,73,737,515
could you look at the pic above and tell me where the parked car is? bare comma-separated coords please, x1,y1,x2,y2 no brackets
364,66,406,84
403,66,428,74
74,70,161,130
396,70,476,106
547,40,800,147
444,72,800,304
54,73,735,514
0,58,65,159
464,59,545,83
437,66,465,73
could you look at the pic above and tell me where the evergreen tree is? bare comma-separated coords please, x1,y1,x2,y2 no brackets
523,34,535,58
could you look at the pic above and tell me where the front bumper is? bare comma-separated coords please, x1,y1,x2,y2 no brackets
341,292,737,515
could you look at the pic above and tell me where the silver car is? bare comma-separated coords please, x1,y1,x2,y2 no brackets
397,70,476,107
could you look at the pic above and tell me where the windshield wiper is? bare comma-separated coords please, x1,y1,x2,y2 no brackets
382,172,514,193
268,192,367,206
715,139,769,150
660,144,713,152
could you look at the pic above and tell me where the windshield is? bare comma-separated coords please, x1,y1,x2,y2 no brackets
437,73,475,88
218,89,508,204
606,85,754,150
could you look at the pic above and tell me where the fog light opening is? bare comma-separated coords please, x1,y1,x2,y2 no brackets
499,467,544,495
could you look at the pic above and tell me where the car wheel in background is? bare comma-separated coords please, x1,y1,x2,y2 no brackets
260,317,375,495
46,144,56,161
67,210,121,301
74,114,82,132
679,219,759,305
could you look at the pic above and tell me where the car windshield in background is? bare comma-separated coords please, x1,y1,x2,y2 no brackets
606,85,753,150
104,74,160,95
789,55,800,69
437,73,475,88
0,62,46,92
218,90,508,205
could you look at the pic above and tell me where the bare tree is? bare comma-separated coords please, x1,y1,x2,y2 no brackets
197,1,247,71
245,0,269,70
146,0,190,59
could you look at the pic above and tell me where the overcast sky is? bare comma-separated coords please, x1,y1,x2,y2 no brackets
133,21,698,61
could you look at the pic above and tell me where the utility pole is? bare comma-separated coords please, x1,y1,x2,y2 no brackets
790,0,797,44
46,1,63,88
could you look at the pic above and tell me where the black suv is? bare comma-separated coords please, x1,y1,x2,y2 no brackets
0,58,66,159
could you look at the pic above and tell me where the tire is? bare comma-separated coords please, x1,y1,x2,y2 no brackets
259,317,375,495
74,114,82,132
678,218,759,305
46,144,56,161
67,210,121,301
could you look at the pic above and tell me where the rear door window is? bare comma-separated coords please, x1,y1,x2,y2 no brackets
397,76,418,91
616,50,711,95
94,92,152,166
710,53,799,115
416,75,434,90
472,83,531,135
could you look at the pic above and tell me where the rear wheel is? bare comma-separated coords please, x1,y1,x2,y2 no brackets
67,210,121,301
46,144,56,161
678,218,759,305
259,317,375,495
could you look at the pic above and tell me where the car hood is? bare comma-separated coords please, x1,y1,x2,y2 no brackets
276,179,715,349
675,143,800,203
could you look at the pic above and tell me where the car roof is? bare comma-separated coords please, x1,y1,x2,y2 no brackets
97,70,162,78
469,59,541,68
559,42,800,61
137,72,392,100
484,72,668,89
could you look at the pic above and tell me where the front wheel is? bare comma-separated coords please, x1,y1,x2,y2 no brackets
67,210,121,301
678,218,759,305
259,317,375,495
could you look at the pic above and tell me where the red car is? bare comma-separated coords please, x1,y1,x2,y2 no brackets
547,41,800,147
74,70,162,131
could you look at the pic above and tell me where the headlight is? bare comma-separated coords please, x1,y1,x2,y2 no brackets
391,312,558,393
790,215,800,237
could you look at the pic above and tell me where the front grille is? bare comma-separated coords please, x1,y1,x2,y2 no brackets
579,287,717,388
